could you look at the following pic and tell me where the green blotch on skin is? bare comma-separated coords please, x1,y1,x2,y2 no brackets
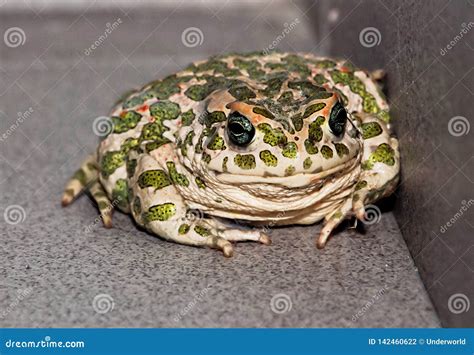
308,116,325,142
313,59,336,68
166,162,189,186
121,138,140,154
112,110,142,134
334,143,349,158
98,201,109,210
112,179,129,210
194,225,210,237
202,153,211,164
229,86,256,100
195,177,206,189
73,169,88,186
234,154,256,170
207,135,226,150
145,203,176,222
303,157,312,169
149,101,180,121
257,123,287,147
184,84,212,101
178,223,190,235
321,145,333,159
126,158,137,178
204,111,226,126
138,169,171,190
181,110,196,126
222,157,228,172
252,107,274,119
181,131,195,156
101,151,125,178
313,74,328,85
362,143,395,170
355,180,368,191
303,103,326,118
133,197,141,216
259,150,278,167
285,165,295,176
282,142,297,159
140,122,165,141
332,211,343,219
261,76,286,97
304,139,318,155
291,113,303,131
145,139,170,153
278,91,294,106
361,122,383,139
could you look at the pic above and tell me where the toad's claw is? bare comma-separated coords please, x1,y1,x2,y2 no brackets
259,232,272,245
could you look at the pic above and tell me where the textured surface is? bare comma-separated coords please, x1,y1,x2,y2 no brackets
0,1,438,327
319,0,473,327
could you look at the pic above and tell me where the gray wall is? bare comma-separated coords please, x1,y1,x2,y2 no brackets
316,0,473,327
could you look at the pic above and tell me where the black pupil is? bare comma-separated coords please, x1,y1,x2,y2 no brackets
329,102,347,136
227,113,255,146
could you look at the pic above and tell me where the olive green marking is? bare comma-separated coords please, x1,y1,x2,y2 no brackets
138,169,171,190
257,123,287,147
321,145,333,159
288,80,326,98
303,103,326,118
101,151,125,178
332,211,343,219
355,180,368,191
178,223,190,235
260,75,287,97
291,113,303,131
353,193,360,202
145,203,176,222
148,74,193,100
252,107,275,119
64,188,75,198
112,111,142,134
282,142,298,159
334,143,349,158
229,86,256,100
166,162,189,186
181,110,196,126
149,101,180,121
181,131,195,156
98,201,109,210
203,111,226,126
222,157,228,172
234,154,256,170
185,84,214,101
362,143,395,170
259,150,278,167
195,128,211,154
140,122,165,141
207,135,226,150
202,153,211,164
278,91,294,106
121,138,140,153
313,74,328,85
308,116,325,143
111,179,129,210
281,54,311,76
73,169,88,186
126,158,137,178
303,157,312,169
145,139,170,153
132,196,141,216
194,225,211,237
361,122,383,139
304,139,319,155
313,59,336,68
285,165,295,176
195,177,206,189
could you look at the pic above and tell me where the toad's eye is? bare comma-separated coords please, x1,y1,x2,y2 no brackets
227,112,255,146
329,101,347,137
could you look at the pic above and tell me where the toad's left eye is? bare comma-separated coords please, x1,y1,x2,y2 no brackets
227,112,255,146
329,101,347,137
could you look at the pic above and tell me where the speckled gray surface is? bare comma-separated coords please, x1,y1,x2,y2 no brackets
0,1,439,327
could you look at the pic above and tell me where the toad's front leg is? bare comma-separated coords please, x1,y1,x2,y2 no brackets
128,149,269,257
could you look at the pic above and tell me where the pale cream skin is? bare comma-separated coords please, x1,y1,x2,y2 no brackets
62,52,400,257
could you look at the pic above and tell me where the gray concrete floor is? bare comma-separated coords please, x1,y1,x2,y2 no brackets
0,2,439,327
